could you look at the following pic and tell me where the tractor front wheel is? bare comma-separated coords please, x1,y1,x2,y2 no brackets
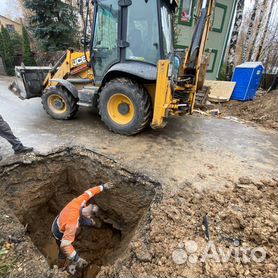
98,78,151,135
42,87,78,120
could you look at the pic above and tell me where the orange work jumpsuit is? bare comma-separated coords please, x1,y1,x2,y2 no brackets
51,185,103,260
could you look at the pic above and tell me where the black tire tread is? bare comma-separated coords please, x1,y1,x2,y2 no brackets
41,87,78,120
98,78,151,135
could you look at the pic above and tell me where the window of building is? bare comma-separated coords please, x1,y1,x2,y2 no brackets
6,24,15,33
180,0,194,24
212,3,227,33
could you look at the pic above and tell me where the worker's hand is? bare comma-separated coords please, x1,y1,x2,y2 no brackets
91,218,102,228
76,257,88,270
102,182,113,190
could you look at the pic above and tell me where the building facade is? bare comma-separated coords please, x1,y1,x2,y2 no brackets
176,0,237,80
0,15,23,75
0,15,22,35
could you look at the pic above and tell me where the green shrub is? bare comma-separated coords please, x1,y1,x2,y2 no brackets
217,62,228,81
22,26,36,66
0,26,15,75
10,32,23,54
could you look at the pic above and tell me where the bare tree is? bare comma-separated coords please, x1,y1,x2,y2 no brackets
259,23,278,74
267,73,278,92
248,0,267,61
226,0,278,76
255,0,276,61
226,0,245,78
242,0,258,62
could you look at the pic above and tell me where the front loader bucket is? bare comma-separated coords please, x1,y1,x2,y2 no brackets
9,80,25,100
9,66,51,99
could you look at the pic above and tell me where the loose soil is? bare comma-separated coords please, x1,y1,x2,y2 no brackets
0,147,277,278
99,178,277,278
220,90,278,129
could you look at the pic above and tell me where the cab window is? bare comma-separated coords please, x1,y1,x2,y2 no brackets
126,0,160,65
92,0,119,77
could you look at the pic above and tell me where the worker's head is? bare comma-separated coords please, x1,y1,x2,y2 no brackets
82,204,99,218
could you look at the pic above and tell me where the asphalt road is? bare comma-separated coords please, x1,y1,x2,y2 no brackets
0,75,277,188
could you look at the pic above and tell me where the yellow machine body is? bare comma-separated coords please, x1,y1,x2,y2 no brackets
10,0,215,135
44,50,94,88
151,0,215,128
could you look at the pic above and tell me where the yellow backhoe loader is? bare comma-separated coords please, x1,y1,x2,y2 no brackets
9,0,215,135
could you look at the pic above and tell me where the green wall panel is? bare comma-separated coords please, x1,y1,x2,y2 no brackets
176,0,236,80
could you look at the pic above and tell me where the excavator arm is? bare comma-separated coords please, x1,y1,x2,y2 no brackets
182,0,215,88
9,50,94,100
151,0,215,128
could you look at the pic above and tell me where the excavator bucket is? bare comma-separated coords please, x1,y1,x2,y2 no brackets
9,66,51,99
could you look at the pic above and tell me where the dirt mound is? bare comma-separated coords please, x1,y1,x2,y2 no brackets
99,178,277,278
221,90,278,129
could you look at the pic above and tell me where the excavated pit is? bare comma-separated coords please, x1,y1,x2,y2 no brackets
0,148,158,277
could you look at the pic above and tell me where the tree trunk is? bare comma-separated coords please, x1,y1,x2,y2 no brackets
248,0,267,61
255,0,276,61
226,0,245,79
267,74,278,92
242,1,258,62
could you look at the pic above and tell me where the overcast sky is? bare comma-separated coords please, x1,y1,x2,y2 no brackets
0,0,22,20
0,0,254,19
0,0,277,26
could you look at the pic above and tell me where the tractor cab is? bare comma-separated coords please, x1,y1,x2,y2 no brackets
89,0,177,83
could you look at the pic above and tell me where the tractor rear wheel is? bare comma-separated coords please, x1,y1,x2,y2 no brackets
98,78,151,135
42,87,78,120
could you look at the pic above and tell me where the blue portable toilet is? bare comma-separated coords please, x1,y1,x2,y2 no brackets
231,62,264,101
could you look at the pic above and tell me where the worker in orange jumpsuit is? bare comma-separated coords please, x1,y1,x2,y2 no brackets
51,183,112,270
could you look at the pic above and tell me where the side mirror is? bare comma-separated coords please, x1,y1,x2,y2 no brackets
174,55,181,71
81,38,90,46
